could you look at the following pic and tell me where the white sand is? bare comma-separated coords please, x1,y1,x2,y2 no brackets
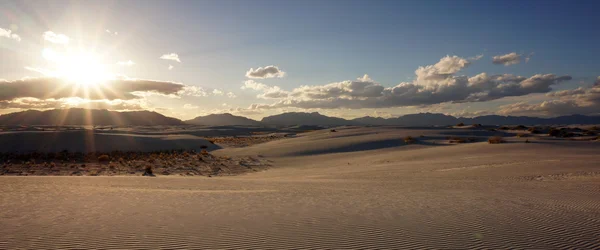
1,126,600,249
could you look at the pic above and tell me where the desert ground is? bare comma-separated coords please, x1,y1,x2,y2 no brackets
1,125,600,249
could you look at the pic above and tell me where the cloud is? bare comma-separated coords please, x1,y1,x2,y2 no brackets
498,77,600,116
226,92,237,98
0,27,21,41
0,97,146,111
183,104,199,109
168,65,174,70
469,54,484,60
160,53,181,63
242,80,270,90
178,86,207,97
525,52,534,63
242,80,289,99
492,52,521,66
245,65,286,79
0,76,187,101
212,89,224,95
247,55,571,110
43,31,69,44
117,60,135,66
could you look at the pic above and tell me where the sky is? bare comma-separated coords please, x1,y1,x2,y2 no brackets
1,0,599,120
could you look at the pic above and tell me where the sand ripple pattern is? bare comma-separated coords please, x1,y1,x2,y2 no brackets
1,177,600,249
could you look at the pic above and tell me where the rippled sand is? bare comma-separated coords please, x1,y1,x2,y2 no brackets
1,126,599,249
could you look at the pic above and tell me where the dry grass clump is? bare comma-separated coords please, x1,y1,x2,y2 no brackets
488,136,505,144
97,155,110,163
404,136,416,144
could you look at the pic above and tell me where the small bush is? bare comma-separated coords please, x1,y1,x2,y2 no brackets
98,155,110,163
456,122,465,126
143,166,153,176
404,136,416,144
513,125,528,130
330,129,337,132
499,126,510,130
488,136,505,144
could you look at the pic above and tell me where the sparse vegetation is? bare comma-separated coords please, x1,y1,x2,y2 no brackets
404,136,416,144
98,155,110,163
330,129,337,132
456,122,465,126
488,136,505,144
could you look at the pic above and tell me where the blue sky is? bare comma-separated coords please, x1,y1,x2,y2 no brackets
1,0,599,119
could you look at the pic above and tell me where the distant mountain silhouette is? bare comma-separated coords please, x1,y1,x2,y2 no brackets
0,108,184,126
185,113,263,126
263,112,600,126
1,109,598,127
353,113,600,126
261,112,355,126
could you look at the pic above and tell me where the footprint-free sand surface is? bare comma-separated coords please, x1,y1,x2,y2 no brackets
1,126,599,249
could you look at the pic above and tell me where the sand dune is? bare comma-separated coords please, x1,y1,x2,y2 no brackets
1,126,600,249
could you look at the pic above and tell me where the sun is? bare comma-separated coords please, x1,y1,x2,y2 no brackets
43,48,111,86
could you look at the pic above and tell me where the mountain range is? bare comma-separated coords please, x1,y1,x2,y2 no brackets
0,108,183,126
185,113,263,126
0,109,599,126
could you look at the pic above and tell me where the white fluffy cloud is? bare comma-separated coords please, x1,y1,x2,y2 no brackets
43,31,69,44
245,65,286,79
242,80,288,99
247,55,571,110
212,89,224,95
0,27,21,41
160,53,181,63
226,92,237,98
492,52,521,66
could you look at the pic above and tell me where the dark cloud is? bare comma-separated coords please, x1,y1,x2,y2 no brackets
499,77,600,116
0,77,186,101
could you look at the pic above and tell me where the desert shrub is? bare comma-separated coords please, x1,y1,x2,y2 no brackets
404,136,416,144
488,136,505,144
456,122,465,126
201,149,209,155
330,129,337,132
549,128,575,138
499,126,510,130
513,125,528,130
98,155,110,163
143,166,153,175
